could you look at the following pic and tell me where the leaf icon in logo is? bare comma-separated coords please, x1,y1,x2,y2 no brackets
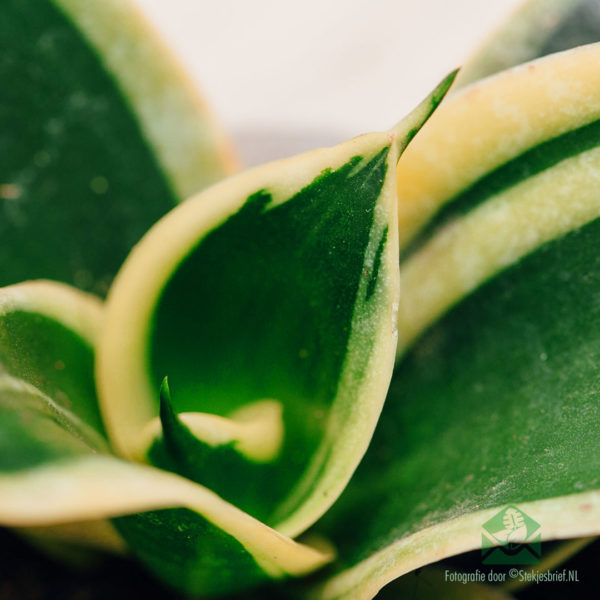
492,508,528,544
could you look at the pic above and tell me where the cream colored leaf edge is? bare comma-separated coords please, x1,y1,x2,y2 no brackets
0,455,332,578
97,131,400,538
396,41,600,249
310,490,600,600
452,0,583,90
0,280,102,347
54,0,238,199
396,143,600,358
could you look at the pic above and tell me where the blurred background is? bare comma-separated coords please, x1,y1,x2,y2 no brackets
132,0,523,164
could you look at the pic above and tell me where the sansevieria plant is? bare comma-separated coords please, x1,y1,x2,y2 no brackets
1,0,599,598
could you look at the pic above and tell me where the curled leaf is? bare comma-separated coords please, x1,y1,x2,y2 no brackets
97,73,456,541
310,43,600,600
0,281,331,596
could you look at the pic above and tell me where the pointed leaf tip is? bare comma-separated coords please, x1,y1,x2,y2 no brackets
159,376,171,409
390,68,459,154
157,377,193,464
437,68,460,100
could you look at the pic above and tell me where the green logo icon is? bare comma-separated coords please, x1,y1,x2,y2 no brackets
481,505,541,565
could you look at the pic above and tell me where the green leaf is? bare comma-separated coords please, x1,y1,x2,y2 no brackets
397,42,600,252
0,281,106,444
309,214,600,599
0,280,120,552
455,0,599,89
0,281,331,597
308,45,600,600
0,0,234,295
396,42,600,353
96,72,456,541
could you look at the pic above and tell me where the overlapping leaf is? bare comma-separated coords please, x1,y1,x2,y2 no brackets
307,42,600,600
96,74,455,550
0,0,234,295
0,281,332,596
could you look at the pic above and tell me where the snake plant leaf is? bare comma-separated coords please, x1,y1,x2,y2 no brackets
307,44,600,600
0,281,331,597
396,41,600,354
0,0,234,295
0,280,106,442
96,72,456,540
0,280,121,552
310,218,600,599
454,0,600,89
0,404,332,596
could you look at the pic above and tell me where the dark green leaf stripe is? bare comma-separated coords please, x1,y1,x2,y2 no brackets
366,227,388,300
311,216,600,600
401,116,600,261
0,0,232,294
396,144,600,356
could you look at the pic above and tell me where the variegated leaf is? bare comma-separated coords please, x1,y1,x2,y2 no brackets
0,281,331,597
308,43,600,600
0,0,235,295
96,73,456,546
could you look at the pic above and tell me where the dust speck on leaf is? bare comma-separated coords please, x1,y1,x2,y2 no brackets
34,151,51,168
90,176,109,194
